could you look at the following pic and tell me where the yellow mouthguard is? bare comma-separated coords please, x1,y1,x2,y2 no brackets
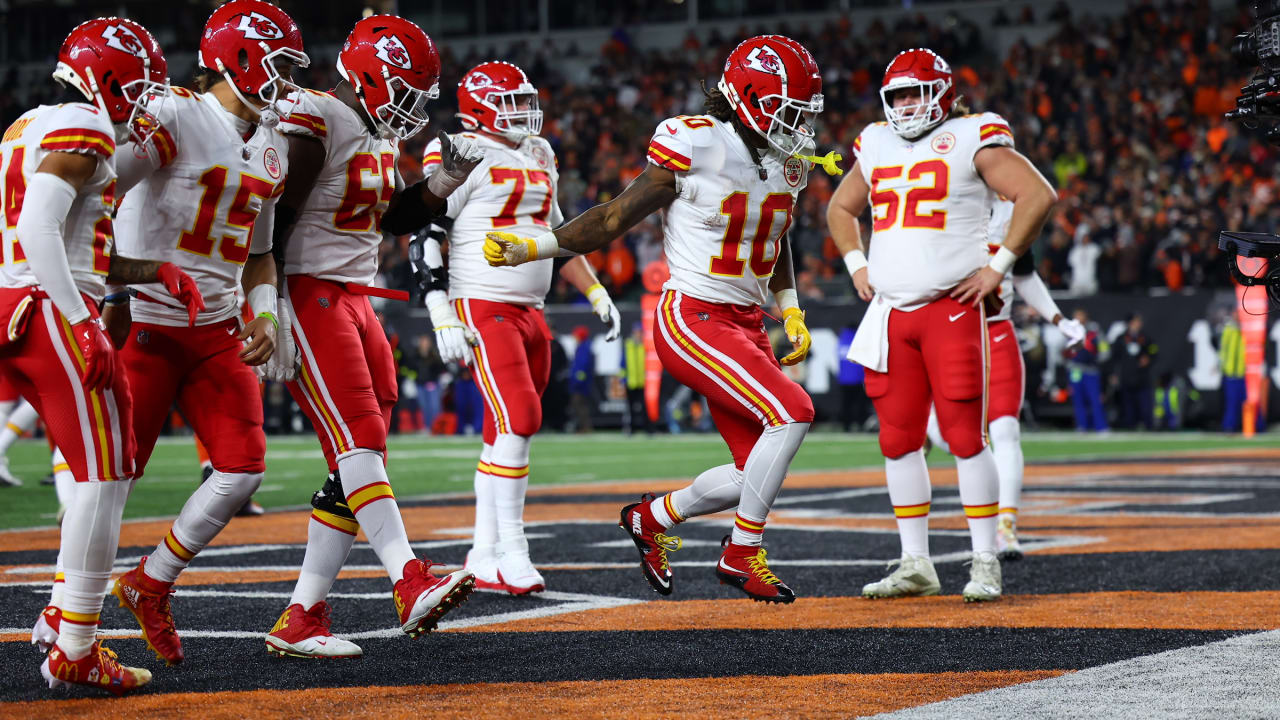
795,150,844,176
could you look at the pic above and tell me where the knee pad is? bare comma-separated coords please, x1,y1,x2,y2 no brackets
209,470,263,504
988,415,1020,449
311,469,356,521
879,420,926,460
934,347,984,402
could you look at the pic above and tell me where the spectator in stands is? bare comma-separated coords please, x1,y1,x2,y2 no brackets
620,323,649,436
836,324,869,433
1220,318,1246,433
1068,232,1101,295
569,326,594,433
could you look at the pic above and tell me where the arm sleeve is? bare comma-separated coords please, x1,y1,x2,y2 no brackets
115,143,158,194
250,200,274,255
421,137,443,175
1010,271,1064,323
15,173,90,324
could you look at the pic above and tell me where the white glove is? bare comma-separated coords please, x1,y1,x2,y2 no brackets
255,298,299,382
586,283,621,341
1057,317,1086,348
426,131,483,198
427,290,476,365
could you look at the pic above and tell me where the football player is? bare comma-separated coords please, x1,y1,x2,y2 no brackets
827,49,1057,602
1,17,200,695
100,0,308,666
261,14,480,659
486,35,833,603
923,199,1086,560
412,61,622,595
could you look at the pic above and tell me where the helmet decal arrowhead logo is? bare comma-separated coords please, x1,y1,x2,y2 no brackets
100,24,147,58
744,45,784,75
933,54,951,73
234,12,284,41
464,71,494,92
375,34,412,70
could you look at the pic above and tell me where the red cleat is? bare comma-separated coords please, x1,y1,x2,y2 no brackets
715,540,796,604
265,602,363,658
31,605,61,653
41,641,152,696
111,556,183,665
392,558,475,638
618,493,681,596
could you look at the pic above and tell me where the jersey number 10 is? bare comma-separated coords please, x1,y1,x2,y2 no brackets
709,192,794,278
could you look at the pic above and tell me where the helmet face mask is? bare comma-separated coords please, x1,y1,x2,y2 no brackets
457,62,543,142
880,48,955,139
760,92,823,156
372,70,438,140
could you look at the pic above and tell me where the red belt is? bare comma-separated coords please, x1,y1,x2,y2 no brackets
344,283,409,302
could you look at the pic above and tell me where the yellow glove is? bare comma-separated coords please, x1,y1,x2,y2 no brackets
484,231,535,267
779,307,811,366
794,150,844,176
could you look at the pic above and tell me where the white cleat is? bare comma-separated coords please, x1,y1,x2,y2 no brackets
464,545,505,591
31,606,60,653
862,554,941,598
0,457,22,487
962,550,1003,602
996,515,1024,561
495,537,545,595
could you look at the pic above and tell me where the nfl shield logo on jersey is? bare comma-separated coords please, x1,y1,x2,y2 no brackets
783,156,804,187
318,297,330,309
263,147,282,179
374,34,412,70
931,132,956,154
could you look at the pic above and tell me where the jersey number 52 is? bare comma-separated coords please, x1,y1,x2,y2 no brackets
870,159,949,232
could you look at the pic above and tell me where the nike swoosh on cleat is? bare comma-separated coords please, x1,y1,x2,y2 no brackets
717,558,747,576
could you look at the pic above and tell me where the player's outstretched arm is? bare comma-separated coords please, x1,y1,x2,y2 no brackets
383,132,483,236
769,239,810,366
952,147,1057,307
485,164,677,267
561,257,621,341
827,161,874,302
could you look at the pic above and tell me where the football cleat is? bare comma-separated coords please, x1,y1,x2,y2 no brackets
0,455,22,487
862,554,941,599
392,558,475,638
494,537,545,595
265,602,363,659
996,515,1024,561
464,546,506,591
111,557,183,665
31,605,61,653
715,539,796,603
962,550,1003,602
41,641,152,696
618,493,681,596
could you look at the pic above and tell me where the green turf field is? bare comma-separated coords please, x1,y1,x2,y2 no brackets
0,431,1269,530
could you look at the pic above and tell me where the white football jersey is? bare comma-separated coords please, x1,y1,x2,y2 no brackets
853,112,1015,311
116,89,287,326
423,132,562,307
648,115,810,307
0,103,117,301
278,90,400,286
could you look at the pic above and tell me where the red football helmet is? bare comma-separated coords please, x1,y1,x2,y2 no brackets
199,0,309,125
717,35,823,156
52,18,169,145
337,15,440,140
456,61,542,142
880,48,955,139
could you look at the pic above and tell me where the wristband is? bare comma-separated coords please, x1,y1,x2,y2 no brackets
988,246,1017,275
775,288,800,314
102,286,131,306
585,282,610,308
257,311,278,329
531,231,563,261
842,249,868,276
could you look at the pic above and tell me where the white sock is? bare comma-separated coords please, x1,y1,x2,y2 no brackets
956,448,999,554
52,448,74,510
732,422,809,546
886,449,932,558
989,416,1024,513
489,434,531,545
662,463,743,526
145,471,263,584
288,514,357,610
0,399,16,429
0,400,37,454
925,406,950,454
48,552,64,608
58,480,130,658
471,443,497,550
338,450,415,583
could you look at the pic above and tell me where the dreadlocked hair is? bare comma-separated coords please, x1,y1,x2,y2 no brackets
701,80,735,122
949,94,972,118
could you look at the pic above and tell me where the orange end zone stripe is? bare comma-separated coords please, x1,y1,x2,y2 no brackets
659,292,782,426
347,481,394,514
893,502,931,518
455,300,508,434
312,509,359,536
